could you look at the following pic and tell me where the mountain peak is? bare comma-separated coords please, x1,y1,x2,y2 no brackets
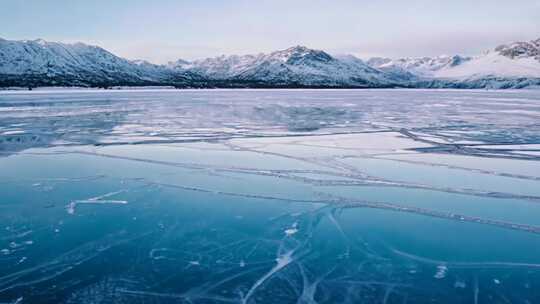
1,37,540,89
34,38,47,45
272,45,333,64
284,45,310,53
495,38,540,61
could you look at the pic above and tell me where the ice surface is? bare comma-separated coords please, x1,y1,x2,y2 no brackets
0,89,539,303
1,89,539,157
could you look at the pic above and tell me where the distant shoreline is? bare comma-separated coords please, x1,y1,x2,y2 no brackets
1,86,538,94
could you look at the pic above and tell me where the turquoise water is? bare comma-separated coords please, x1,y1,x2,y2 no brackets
1,89,539,303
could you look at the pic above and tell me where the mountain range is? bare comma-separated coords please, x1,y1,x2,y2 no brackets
1,37,539,89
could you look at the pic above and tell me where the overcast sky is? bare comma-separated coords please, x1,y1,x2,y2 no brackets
1,0,539,63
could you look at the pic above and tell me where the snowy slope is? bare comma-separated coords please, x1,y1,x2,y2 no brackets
366,38,540,88
0,38,176,87
367,55,471,78
172,46,395,87
435,52,540,79
433,39,540,88
1,37,540,89
495,38,540,60
434,38,540,80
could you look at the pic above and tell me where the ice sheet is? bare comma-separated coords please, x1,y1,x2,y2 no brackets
0,89,539,303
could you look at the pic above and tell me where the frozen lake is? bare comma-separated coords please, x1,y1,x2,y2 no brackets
0,89,540,303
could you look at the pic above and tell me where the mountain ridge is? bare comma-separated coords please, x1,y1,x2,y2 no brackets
1,37,539,89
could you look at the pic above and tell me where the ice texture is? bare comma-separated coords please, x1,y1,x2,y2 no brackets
0,89,539,303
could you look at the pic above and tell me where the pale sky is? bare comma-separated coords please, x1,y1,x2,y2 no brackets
1,0,539,63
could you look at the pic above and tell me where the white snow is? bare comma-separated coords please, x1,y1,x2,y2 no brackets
170,46,391,86
369,55,470,77
0,38,171,81
366,37,540,86
433,265,448,279
435,52,540,79
284,228,298,236
2,37,540,88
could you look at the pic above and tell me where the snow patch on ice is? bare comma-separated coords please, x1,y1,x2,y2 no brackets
433,265,448,279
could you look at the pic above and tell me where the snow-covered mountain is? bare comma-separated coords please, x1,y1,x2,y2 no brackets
170,46,394,87
0,38,190,87
435,40,540,79
367,55,471,78
496,38,540,61
1,37,539,89
366,38,540,88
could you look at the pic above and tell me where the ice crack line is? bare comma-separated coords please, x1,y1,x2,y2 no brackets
241,249,296,304
66,190,128,215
